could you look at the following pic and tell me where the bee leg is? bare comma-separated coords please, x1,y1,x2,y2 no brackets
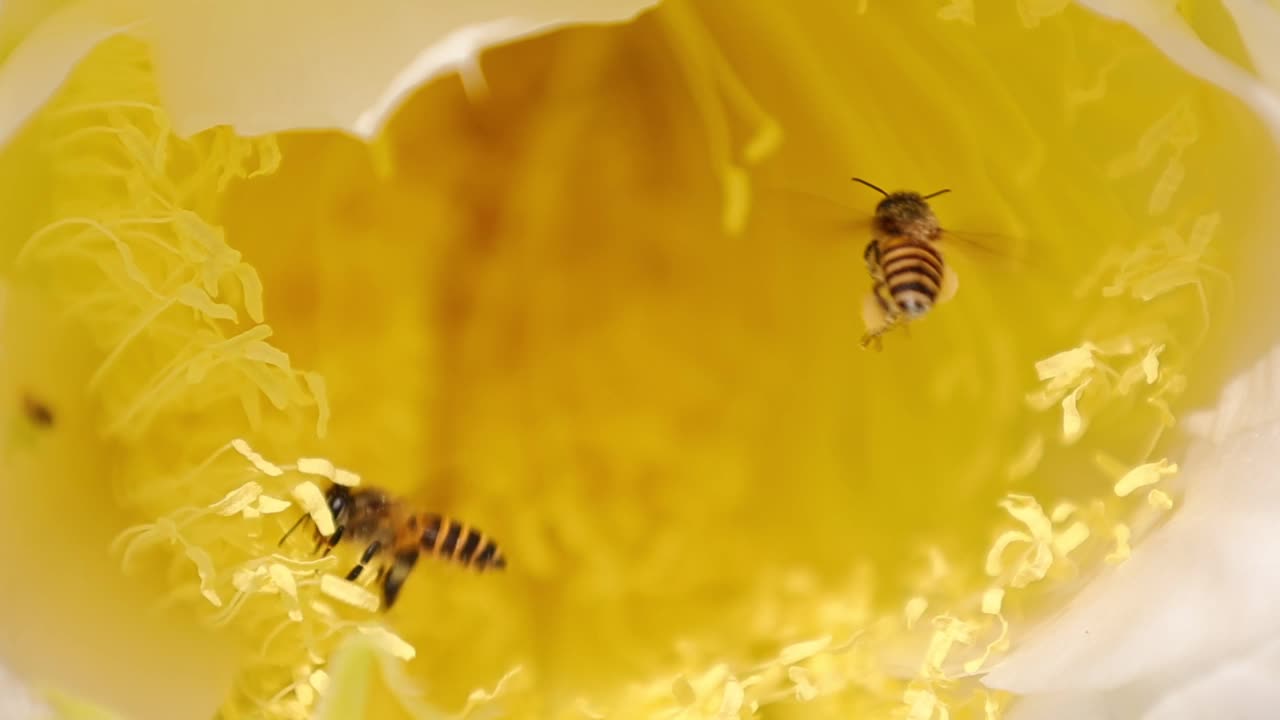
860,283,898,351
382,548,420,609
319,525,345,556
860,324,892,350
345,539,381,581
312,520,343,556
278,512,310,547
862,239,882,269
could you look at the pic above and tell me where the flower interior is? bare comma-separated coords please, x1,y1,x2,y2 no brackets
0,3,1271,719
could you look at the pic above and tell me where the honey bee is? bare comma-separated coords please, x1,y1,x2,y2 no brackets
854,177,961,350
281,483,507,609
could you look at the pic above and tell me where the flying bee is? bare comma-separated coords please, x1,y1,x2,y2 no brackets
756,175,1015,350
853,177,963,350
280,483,507,609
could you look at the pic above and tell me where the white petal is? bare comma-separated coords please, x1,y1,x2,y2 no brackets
0,660,47,720
113,0,659,138
1006,634,1280,720
1220,0,1280,97
1075,0,1280,143
1140,633,1280,719
0,2,138,147
0,0,657,145
1005,691,1121,720
985,417,1280,704
0,284,239,720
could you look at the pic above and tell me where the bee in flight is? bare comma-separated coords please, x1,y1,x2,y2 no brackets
280,483,507,609
854,177,963,350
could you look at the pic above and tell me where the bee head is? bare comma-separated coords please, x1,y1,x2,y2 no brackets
325,483,353,522
852,178,950,244
873,192,943,243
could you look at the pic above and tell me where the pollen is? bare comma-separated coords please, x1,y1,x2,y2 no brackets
292,481,335,537
296,456,362,487
233,438,286,477
962,589,1009,674
1148,488,1175,510
1113,458,1178,497
1105,524,1132,565
320,574,381,612
356,626,417,661
1029,336,1182,444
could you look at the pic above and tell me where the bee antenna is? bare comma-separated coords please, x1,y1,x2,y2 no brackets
278,512,310,547
923,188,952,200
851,177,889,197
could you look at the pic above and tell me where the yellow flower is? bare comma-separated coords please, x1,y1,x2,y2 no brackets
0,1,1272,719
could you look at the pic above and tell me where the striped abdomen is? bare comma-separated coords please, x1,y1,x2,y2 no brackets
879,238,945,319
418,514,507,571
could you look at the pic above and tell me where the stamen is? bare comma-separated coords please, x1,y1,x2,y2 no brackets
657,1,781,235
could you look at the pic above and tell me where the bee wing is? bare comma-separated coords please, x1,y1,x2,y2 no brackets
750,183,875,246
937,228,1031,271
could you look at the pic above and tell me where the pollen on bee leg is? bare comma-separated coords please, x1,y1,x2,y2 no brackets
860,302,883,334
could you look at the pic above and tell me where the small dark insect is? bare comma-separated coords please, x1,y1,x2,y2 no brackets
280,483,507,609
21,393,54,427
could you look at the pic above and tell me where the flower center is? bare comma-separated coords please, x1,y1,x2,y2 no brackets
3,4,1266,718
